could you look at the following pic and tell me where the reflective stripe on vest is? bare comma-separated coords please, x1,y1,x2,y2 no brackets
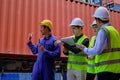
102,48,120,53
88,64,95,68
69,52,87,56
101,27,120,54
95,59,120,66
68,61,87,65
95,26,120,73
67,35,88,70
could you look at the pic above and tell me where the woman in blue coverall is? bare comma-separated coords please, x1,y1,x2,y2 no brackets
27,19,61,80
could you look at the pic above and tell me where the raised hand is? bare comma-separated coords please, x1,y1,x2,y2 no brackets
39,44,45,53
28,32,33,41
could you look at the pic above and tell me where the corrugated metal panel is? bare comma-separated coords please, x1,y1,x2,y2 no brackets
0,73,63,80
102,0,120,6
102,0,114,6
107,3,120,11
0,0,120,58
0,73,19,80
0,73,32,80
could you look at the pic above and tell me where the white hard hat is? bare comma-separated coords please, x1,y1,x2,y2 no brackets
93,7,110,21
70,18,84,27
90,20,97,27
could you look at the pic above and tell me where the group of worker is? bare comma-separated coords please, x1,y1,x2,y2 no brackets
27,6,120,80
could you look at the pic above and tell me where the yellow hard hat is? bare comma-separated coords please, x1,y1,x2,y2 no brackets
40,19,53,30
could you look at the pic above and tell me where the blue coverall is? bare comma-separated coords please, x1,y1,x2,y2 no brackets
27,34,61,80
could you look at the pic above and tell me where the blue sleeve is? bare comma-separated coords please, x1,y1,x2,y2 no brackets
84,29,107,56
44,44,61,60
27,41,39,54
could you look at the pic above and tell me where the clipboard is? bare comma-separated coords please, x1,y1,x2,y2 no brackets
61,36,75,46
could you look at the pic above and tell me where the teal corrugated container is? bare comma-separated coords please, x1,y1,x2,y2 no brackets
0,73,32,80
0,73,63,80
1,73,19,80
19,73,32,80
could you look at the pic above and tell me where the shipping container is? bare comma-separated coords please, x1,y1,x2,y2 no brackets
102,0,120,6
0,72,62,80
106,3,120,11
0,0,120,59
102,0,114,6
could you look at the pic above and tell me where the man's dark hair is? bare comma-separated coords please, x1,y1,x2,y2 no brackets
95,18,109,23
42,25,51,32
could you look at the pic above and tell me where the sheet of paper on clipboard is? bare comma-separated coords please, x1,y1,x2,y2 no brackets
61,36,75,46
